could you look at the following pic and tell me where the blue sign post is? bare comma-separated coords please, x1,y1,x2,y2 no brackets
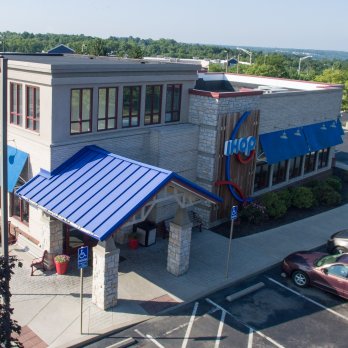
78,246,88,334
226,205,238,278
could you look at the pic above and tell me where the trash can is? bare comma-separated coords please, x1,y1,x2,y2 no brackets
136,221,157,247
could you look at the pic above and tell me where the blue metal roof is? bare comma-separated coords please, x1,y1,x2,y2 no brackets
16,146,221,241
0,145,28,192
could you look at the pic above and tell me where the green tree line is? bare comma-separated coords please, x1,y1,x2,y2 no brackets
1,31,347,110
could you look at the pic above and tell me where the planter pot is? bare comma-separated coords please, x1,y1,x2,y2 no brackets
128,239,139,250
55,261,69,275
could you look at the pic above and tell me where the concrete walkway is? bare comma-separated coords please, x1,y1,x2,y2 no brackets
10,204,348,347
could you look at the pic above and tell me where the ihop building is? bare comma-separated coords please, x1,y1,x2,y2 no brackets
2,54,344,309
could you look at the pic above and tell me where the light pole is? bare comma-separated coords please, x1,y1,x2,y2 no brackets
224,50,229,73
298,55,312,77
237,47,252,64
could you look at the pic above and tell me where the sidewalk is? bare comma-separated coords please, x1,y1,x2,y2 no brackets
10,204,348,347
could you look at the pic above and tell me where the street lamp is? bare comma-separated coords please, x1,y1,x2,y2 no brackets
223,50,229,73
298,55,312,77
237,47,252,64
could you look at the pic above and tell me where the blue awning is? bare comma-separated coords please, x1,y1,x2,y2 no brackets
303,120,343,152
259,127,310,164
0,145,29,192
16,146,221,241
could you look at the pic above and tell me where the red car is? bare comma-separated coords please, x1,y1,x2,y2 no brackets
281,251,348,299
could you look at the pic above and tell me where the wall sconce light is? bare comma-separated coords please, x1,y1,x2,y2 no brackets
320,123,327,130
280,131,288,139
330,121,337,128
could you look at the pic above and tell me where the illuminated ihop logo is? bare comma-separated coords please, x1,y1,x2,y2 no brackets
215,111,255,203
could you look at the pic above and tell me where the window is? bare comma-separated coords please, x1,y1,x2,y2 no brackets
98,87,118,131
145,85,162,125
26,86,40,132
12,194,29,225
272,160,288,185
254,162,271,191
304,151,316,174
10,83,22,125
318,148,329,169
165,84,181,123
289,156,303,179
327,264,348,279
70,89,92,134
122,86,141,128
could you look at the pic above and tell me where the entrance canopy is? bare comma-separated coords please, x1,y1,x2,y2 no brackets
16,146,221,241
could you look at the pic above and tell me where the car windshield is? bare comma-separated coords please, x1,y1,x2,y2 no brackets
316,254,341,267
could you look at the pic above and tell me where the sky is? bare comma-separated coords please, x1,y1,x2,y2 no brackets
1,0,347,52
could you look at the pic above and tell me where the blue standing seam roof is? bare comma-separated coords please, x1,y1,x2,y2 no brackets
0,145,29,192
16,145,222,241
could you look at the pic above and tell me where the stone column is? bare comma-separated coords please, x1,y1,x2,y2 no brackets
167,208,193,276
92,238,120,310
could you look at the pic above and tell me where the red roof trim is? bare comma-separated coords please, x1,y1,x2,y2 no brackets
189,88,263,99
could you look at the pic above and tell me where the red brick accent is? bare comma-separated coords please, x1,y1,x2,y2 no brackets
15,325,48,348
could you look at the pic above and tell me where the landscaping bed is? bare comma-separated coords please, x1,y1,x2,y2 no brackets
211,169,348,239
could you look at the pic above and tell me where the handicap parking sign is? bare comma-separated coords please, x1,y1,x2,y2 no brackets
78,246,89,269
231,206,238,221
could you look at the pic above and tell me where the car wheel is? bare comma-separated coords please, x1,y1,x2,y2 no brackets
292,270,309,288
333,247,346,254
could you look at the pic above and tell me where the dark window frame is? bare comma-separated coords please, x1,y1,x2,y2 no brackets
165,84,182,123
11,193,29,226
289,156,303,179
25,85,40,132
272,160,288,185
254,162,271,191
97,87,118,131
304,151,317,174
122,86,141,128
145,85,162,125
318,148,330,169
70,88,93,135
10,82,22,126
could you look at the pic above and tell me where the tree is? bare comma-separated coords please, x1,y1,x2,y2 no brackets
89,38,107,56
127,45,144,59
0,255,23,347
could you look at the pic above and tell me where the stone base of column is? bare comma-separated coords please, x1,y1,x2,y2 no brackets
92,240,120,310
167,215,192,276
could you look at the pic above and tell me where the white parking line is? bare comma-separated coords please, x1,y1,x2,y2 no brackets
206,298,285,348
267,277,348,322
247,328,254,348
182,301,199,348
214,310,226,348
134,329,165,348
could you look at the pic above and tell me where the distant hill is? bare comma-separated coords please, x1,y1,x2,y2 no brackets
227,45,348,61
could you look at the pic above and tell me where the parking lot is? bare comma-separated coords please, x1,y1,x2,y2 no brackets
87,265,348,348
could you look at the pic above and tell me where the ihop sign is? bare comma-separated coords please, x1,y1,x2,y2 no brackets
224,136,256,157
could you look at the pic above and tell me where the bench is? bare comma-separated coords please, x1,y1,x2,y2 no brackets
30,250,48,276
188,211,203,232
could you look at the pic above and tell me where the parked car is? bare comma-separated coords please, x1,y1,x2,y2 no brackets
281,251,348,299
327,229,348,254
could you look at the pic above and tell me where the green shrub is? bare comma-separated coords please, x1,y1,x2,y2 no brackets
240,202,268,225
276,189,292,209
305,180,321,188
291,186,314,209
261,192,287,219
312,184,342,206
325,176,342,192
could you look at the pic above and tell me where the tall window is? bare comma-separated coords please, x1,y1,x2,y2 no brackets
98,87,118,131
12,194,29,225
304,151,317,174
318,148,329,169
145,85,162,125
122,86,141,128
272,160,288,185
70,89,92,134
10,83,22,125
289,156,303,179
26,86,40,132
254,162,271,191
165,84,181,123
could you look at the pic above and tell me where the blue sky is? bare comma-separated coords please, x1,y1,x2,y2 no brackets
1,0,347,52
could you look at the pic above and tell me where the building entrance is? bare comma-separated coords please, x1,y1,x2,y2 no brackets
63,224,97,256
